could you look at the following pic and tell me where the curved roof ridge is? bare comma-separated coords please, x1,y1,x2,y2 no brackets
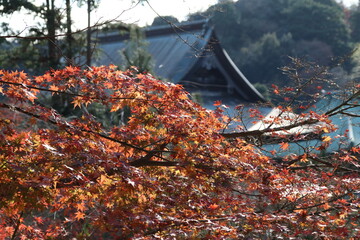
170,23,214,82
95,19,265,103
144,19,209,33
217,46,265,102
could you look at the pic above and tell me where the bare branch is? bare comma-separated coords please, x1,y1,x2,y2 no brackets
221,118,319,139
326,90,360,116
0,3,138,40
292,192,352,211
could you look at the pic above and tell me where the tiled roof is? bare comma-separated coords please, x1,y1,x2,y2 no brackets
95,20,264,103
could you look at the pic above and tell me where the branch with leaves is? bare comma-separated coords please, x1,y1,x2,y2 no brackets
1,65,360,239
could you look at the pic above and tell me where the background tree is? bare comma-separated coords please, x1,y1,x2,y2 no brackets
349,2,360,42
188,0,352,88
85,0,99,66
0,0,61,71
44,0,58,68
0,0,38,14
121,26,153,73
283,0,351,57
0,0,103,72
151,15,179,26
65,0,73,65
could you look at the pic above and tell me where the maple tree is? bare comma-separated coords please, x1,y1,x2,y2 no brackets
0,64,360,239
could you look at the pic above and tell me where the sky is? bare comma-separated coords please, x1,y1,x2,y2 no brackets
2,0,218,33
1,0,359,34
84,0,219,27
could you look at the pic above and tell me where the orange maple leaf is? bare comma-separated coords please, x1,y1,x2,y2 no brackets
76,202,86,212
280,142,289,150
208,204,219,210
49,85,59,92
65,65,79,74
213,100,222,106
72,97,82,109
75,211,85,220
34,216,44,224
270,150,277,155
351,147,360,154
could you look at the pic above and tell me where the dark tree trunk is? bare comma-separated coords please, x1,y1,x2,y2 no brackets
86,0,91,66
46,0,57,68
65,0,73,65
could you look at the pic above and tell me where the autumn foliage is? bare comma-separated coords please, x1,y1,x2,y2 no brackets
0,65,360,239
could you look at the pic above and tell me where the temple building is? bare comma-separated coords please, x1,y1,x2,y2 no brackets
94,20,264,108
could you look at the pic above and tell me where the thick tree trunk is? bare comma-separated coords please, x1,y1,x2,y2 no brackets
86,0,91,66
46,0,57,68
66,0,73,65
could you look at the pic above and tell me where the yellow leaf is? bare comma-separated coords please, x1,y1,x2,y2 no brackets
72,97,82,109
300,154,308,163
106,202,114,208
98,175,112,186
138,194,147,204
178,93,188,100
322,136,332,142
49,85,59,92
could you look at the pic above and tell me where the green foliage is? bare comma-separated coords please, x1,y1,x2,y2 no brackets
151,16,179,26
0,1,63,72
188,1,243,54
188,0,353,88
201,2,242,50
0,0,105,73
283,0,351,56
350,44,360,82
253,82,270,101
121,26,153,73
235,0,286,43
240,32,293,85
350,6,360,42
0,38,49,74
0,0,39,14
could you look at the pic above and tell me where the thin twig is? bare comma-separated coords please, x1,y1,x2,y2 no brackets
11,211,23,240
